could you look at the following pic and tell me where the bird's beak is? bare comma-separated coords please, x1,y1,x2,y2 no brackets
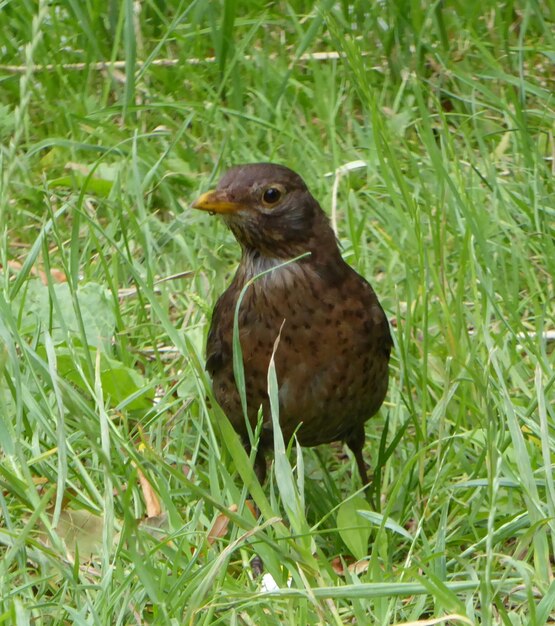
191,190,243,214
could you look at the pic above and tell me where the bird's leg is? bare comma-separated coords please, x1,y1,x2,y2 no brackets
242,440,266,576
253,447,267,485
243,438,267,484
345,425,369,485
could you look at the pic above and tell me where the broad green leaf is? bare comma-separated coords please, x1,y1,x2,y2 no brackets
48,173,113,196
15,280,116,350
37,346,154,411
336,496,372,561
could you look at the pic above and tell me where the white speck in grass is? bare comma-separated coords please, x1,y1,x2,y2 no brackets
260,573,292,592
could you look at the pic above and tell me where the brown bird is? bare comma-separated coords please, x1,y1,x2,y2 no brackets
192,163,392,484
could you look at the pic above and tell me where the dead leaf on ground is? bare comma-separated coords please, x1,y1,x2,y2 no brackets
207,504,238,545
136,465,161,518
4,260,67,284
330,555,370,576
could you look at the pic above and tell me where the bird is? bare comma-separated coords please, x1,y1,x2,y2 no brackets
192,163,392,485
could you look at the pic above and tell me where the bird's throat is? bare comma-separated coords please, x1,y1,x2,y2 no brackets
243,249,297,277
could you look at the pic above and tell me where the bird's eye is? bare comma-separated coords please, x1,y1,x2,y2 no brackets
262,187,282,205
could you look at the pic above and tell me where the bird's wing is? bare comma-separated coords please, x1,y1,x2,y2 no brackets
348,266,393,359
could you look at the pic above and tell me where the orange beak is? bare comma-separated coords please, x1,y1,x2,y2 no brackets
191,190,243,214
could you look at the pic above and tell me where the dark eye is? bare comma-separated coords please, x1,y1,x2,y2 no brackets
262,187,282,205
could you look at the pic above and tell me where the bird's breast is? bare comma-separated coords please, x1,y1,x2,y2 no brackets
211,252,390,445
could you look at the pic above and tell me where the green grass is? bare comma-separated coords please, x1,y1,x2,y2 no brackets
1,0,554,623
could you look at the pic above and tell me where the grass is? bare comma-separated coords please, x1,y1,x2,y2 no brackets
0,0,554,623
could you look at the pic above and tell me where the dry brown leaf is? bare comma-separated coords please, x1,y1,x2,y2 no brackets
5,260,67,284
330,555,354,575
330,555,369,576
245,500,258,519
137,467,161,518
207,504,238,545
348,559,370,575
49,268,68,283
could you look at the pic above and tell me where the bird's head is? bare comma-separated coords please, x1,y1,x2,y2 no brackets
192,163,334,258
